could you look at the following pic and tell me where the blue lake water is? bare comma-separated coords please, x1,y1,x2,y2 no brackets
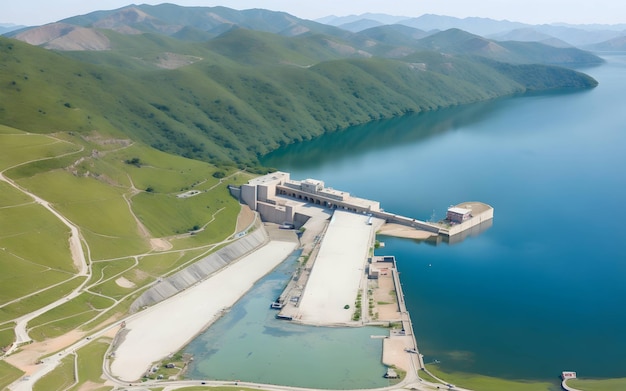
260,54,626,381
185,251,391,389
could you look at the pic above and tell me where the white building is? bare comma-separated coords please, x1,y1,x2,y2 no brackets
446,206,472,224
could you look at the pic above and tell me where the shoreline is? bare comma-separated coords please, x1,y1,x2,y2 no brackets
109,213,435,384
377,223,437,240
109,239,298,381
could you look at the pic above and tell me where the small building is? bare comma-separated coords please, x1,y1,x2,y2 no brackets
562,371,577,380
384,367,399,379
368,256,396,279
446,206,472,224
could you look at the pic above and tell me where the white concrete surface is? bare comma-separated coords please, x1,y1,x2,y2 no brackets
296,210,375,324
110,240,297,381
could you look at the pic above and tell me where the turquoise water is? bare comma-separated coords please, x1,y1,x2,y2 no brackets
261,55,626,381
185,251,390,389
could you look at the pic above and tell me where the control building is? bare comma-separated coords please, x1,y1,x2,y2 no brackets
233,171,380,227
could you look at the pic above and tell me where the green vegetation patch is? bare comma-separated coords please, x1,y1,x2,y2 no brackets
33,355,75,391
89,278,135,300
112,144,224,193
425,364,558,391
0,180,32,207
18,170,150,259
0,124,24,135
28,292,115,341
137,251,193,276
0,201,75,269
569,377,626,391
0,325,15,351
81,296,134,331
0,277,85,324
89,258,136,286
0,360,24,390
70,338,112,391
0,133,80,170
132,188,234,237
417,368,440,383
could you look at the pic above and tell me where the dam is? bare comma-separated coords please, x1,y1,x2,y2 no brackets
230,171,493,238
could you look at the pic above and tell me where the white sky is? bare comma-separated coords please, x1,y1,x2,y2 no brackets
4,0,626,27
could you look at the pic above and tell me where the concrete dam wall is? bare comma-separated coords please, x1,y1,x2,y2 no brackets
130,226,268,313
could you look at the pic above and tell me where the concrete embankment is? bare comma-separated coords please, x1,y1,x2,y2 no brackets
130,223,268,313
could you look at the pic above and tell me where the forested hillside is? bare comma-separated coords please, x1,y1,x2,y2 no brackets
1,5,600,167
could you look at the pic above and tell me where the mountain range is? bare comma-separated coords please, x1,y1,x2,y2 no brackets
320,13,626,49
0,4,603,166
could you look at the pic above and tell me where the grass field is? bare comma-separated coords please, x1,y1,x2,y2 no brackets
0,360,24,390
0,203,75,270
0,133,81,171
137,251,198,276
425,364,561,391
69,338,113,391
0,180,32,206
0,126,251,387
17,170,151,260
569,377,626,391
89,258,137,286
33,355,75,391
28,292,115,341
0,277,85,324
0,325,15,352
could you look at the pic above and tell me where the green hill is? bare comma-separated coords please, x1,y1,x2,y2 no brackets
414,28,604,65
0,28,598,166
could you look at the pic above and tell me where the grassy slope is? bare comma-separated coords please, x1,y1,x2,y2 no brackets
0,122,249,351
0,32,598,166
569,378,626,391
426,365,560,391
0,360,24,389
68,338,113,391
32,355,75,391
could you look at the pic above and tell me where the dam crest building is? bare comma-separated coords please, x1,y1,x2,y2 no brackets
231,171,493,238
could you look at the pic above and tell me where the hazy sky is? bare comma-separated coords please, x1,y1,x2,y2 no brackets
4,0,626,26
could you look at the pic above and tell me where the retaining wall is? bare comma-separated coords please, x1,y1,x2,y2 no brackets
130,225,268,313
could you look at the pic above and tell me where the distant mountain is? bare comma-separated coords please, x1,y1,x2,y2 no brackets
585,35,626,51
488,28,573,48
62,3,344,38
356,25,430,57
0,23,26,35
12,23,111,50
317,13,408,26
10,3,349,48
318,13,626,47
401,14,527,36
530,24,626,47
10,4,602,68
338,19,383,33
414,29,602,65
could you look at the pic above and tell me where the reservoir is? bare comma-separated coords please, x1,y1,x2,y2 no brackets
260,54,626,381
185,55,625,385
